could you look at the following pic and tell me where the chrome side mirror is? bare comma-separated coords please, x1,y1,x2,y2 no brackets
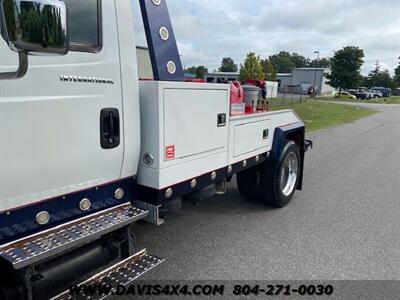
0,0,68,79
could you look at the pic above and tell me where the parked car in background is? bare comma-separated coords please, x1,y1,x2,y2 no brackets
335,91,357,100
368,89,383,98
357,88,374,99
351,90,370,100
372,87,391,97
348,89,364,99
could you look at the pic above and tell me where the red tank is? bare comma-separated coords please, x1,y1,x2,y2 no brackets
229,81,244,104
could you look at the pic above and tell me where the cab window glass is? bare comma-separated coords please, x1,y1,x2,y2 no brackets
65,0,101,52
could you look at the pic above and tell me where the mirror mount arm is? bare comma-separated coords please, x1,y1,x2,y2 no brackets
0,51,28,80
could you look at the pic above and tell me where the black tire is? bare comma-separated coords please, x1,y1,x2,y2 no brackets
260,140,301,207
236,165,262,201
237,140,301,207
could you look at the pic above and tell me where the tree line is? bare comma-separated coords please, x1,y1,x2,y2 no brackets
185,51,330,81
185,47,400,92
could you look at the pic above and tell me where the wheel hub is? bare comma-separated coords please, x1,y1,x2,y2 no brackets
280,152,299,196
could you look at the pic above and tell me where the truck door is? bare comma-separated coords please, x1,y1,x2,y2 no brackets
0,0,124,211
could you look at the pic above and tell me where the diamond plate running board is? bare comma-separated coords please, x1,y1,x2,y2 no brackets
52,249,164,300
0,203,148,269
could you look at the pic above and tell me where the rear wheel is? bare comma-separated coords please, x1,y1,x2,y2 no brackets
236,165,262,201
261,140,300,207
236,140,301,207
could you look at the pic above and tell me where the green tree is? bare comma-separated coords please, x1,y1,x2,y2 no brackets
239,52,265,81
365,69,393,88
185,66,197,75
394,57,400,88
309,57,331,68
326,46,365,93
261,59,277,81
219,57,238,72
3,0,16,39
185,66,209,79
195,66,208,79
291,53,310,68
378,70,394,88
269,51,295,73
268,51,331,72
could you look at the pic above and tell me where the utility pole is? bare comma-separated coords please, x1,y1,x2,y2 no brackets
312,51,320,98
373,60,379,88
180,55,185,71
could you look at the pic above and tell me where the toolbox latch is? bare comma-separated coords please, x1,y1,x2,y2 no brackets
217,113,226,127
263,129,269,139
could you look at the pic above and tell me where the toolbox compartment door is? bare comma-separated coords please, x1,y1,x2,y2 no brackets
233,119,271,157
163,88,229,162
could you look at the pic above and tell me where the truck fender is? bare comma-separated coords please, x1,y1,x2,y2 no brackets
271,122,306,191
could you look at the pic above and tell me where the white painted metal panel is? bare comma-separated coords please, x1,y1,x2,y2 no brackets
233,119,271,157
116,2,142,179
138,151,227,189
228,110,301,164
163,89,228,161
138,81,230,189
0,1,124,211
137,80,302,190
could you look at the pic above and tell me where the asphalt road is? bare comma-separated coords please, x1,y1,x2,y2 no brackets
135,103,400,280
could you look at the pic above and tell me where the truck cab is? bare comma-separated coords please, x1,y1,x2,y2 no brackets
0,1,310,299
0,2,151,298
1,0,141,215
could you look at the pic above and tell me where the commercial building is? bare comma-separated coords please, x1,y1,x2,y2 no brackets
277,68,335,95
204,72,278,98
204,72,240,83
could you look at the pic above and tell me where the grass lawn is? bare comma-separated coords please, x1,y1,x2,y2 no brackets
271,101,377,132
317,95,400,104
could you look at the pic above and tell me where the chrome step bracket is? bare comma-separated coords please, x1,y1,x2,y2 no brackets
133,200,165,225
52,249,164,300
0,203,148,269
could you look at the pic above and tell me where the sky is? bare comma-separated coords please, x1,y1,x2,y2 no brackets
132,0,400,75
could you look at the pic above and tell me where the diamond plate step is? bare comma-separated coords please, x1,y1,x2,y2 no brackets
52,249,164,300
0,203,148,269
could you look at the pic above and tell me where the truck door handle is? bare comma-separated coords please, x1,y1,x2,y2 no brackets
100,108,120,149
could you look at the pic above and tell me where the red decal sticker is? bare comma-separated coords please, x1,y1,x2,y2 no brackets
165,145,175,160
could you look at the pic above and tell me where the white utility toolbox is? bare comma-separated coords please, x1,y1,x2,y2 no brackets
138,81,230,189
138,81,301,190
0,0,311,297
228,110,300,164
228,114,271,164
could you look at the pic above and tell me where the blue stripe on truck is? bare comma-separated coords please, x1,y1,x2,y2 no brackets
139,0,184,81
272,122,305,161
0,177,136,245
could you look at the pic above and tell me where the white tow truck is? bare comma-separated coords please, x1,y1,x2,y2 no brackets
0,0,312,299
